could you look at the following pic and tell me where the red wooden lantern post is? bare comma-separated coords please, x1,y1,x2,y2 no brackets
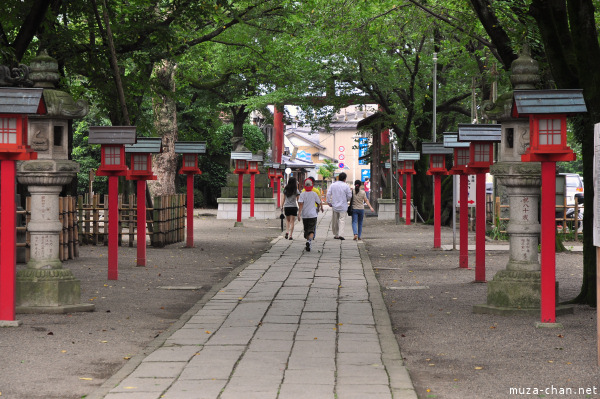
397,152,420,225
397,160,404,219
444,133,472,269
89,126,136,280
175,142,206,247
125,138,162,265
422,143,452,248
515,89,586,324
232,151,252,226
267,165,278,198
459,124,501,282
247,154,263,219
0,88,45,325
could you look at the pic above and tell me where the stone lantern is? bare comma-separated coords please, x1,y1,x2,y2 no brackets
14,51,93,314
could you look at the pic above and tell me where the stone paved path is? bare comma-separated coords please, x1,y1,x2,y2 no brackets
88,210,417,399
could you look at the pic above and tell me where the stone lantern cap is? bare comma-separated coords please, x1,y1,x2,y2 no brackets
0,88,46,114
422,142,453,155
512,89,587,117
125,137,162,153
174,141,206,154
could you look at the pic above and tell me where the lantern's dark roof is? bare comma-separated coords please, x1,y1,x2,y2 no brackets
443,133,470,148
0,88,45,114
397,151,420,161
174,141,206,154
422,142,453,155
88,126,136,144
513,89,587,115
458,124,501,142
125,137,162,153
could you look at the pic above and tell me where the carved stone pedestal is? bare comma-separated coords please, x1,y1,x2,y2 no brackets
473,162,573,316
15,160,94,313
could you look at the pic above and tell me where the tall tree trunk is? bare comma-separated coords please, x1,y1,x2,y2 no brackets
530,0,599,306
91,0,130,125
230,106,249,151
149,60,178,196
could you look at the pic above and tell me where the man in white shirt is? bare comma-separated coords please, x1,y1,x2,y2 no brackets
326,172,352,240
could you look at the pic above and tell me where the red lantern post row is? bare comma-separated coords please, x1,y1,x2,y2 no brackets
175,142,206,247
89,126,137,280
458,124,502,283
444,133,472,269
232,151,253,225
125,137,162,265
515,89,586,324
247,155,263,219
397,152,420,225
0,88,45,324
422,143,453,248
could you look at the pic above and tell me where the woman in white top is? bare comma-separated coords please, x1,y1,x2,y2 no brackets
351,180,374,240
281,177,300,239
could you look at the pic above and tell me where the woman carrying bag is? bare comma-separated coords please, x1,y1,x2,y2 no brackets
351,179,374,240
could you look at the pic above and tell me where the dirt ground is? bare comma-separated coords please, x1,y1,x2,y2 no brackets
364,218,599,399
0,210,280,399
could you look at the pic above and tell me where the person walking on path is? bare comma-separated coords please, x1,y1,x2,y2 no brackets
281,177,300,239
326,172,352,240
298,178,322,251
364,177,371,200
351,180,374,240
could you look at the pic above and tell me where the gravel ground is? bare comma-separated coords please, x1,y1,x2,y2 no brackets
0,210,280,399
364,218,598,399
1,210,597,399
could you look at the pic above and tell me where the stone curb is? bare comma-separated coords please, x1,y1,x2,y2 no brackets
358,243,419,399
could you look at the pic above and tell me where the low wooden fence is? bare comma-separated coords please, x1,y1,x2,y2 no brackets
17,196,79,263
495,196,583,240
77,194,186,248
16,193,186,264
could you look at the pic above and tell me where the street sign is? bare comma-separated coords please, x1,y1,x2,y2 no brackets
339,146,345,152
338,154,345,160
338,163,345,169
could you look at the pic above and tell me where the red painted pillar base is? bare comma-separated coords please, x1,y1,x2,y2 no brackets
0,161,17,321
236,172,244,223
136,180,147,266
433,174,441,248
405,174,412,226
250,173,256,218
108,175,119,280
459,174,469,269
475,172,486,282
186,174,194,247
541,161,556,323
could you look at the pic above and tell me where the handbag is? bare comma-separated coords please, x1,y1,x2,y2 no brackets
347,192,354,216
